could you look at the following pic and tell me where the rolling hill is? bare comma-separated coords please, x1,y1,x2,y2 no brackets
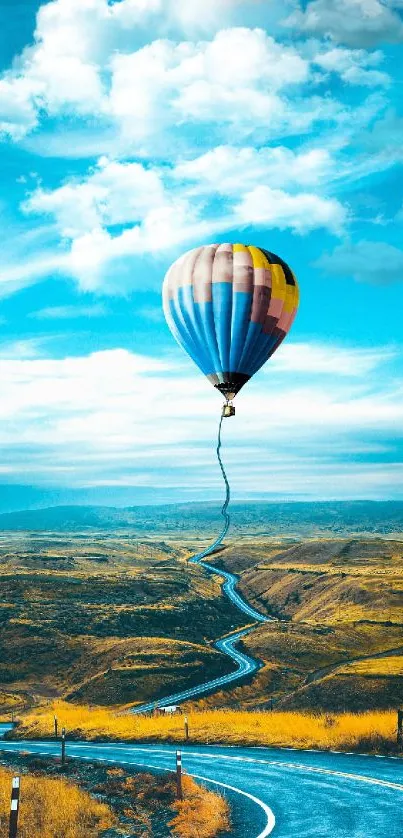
0,500,402,535
205,538,403,711
0,533,241,710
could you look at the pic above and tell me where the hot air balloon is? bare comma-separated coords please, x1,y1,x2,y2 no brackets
163,243,299,417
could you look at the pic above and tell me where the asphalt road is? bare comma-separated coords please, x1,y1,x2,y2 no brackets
0,730,401,837
132,626,262,713
200,560,269,624
132,556,269,713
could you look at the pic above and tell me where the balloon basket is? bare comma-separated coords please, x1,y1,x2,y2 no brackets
222,403,235,418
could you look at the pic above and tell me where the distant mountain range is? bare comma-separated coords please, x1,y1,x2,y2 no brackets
0,501,402,535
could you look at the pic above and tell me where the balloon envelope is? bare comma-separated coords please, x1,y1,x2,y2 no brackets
163,243,299,399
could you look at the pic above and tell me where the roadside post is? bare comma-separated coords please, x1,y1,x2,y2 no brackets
398,710,403,749
176,750,183,800
184,716,189,742
54,716,58,739
61,727,66,765
9,776,20,838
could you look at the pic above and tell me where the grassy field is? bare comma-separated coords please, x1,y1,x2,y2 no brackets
0,533,241,710
9,701,401,755
0,764,116,837
220,538,403,623
170,775,230,838
209,537,403,711
0,531,401,714
0,754,229,838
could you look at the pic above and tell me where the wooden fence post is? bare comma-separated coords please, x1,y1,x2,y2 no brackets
61,728,66,765
9,776,20,838
54,716,58,739
398,710,403,749
184,716,189,742
176,751,183,801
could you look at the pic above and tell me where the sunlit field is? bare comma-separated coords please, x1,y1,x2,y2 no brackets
0,765,116,837
170,775,230,838
0,755,228,838
13,702,400,754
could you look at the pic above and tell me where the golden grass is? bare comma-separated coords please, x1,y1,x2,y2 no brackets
170,775,230,838
338,656,403,677
0,765,116,837
16,701,400,753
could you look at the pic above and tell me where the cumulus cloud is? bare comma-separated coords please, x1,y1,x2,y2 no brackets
316,239,403,283
0,2,312,144
0,0,397,297
23,157,167,237
107,27,310,146
0,0,377,148
20,151,346,290
313,46,390,85
284,0,403,47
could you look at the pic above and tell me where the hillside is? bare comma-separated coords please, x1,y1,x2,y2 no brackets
0,529,401,714
0,500,402,535
0,533,241,710
206,538,403,711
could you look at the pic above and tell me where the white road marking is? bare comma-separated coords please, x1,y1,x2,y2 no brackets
0,744,275,838
62,743,403,792
190,771,275,838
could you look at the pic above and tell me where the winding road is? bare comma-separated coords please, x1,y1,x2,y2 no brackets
0,726,402,837
132,557,269,713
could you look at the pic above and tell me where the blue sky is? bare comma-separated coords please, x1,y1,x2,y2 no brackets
0,0,402,510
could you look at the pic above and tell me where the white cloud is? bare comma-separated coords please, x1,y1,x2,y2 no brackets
0,339,47,360
0,252,68,297
0,343,401,500
0,0,349,150
0,0,385,155
316,239,403,284
270,342,396,376
236,185,346,233
314,46,390,86
23,157,166,237
0,76,38,139
108,27,310,145
21,152,346,290
0,5,311,143
174,145,334,191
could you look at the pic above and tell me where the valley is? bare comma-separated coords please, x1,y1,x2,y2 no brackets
0,518,401,715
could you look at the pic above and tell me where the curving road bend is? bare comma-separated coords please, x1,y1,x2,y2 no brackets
199,560,269,624
0,730,402,837
131,627,261,714
131,558,269,713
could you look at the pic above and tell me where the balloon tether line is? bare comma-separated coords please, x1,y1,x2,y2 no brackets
189,412,231,563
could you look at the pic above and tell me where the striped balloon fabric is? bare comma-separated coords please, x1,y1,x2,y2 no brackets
163,243,299,400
